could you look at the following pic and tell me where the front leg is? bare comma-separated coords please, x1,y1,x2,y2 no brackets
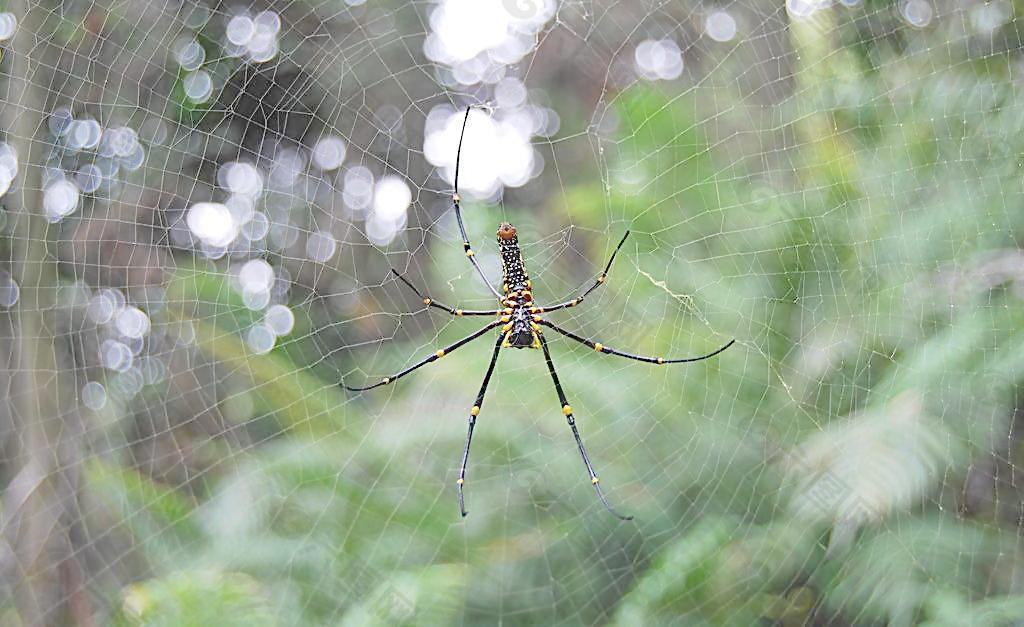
452,106,503,300
391,269,503,317
535,229,630,314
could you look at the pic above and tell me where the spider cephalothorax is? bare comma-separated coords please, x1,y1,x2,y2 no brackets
345,106,736,520
497,222,517,240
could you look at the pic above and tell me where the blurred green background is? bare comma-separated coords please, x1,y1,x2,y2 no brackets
1,0,1024,625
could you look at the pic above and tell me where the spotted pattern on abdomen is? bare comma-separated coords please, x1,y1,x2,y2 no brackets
499,236,529,292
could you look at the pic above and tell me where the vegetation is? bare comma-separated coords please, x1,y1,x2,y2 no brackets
1,0,1022,625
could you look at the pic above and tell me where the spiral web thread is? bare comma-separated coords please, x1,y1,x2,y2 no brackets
0,0,1022,624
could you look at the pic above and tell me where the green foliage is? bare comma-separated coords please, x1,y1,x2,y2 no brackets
81,5,1024,626
165,266,349,433
611,517,744,625
167,22,237,124
816,519,1021,625
86,460,203,571
113,570,277,627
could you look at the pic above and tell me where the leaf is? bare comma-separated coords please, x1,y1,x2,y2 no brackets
817,518,1022,625
786,392,963,553
339,563,467,627
612,517,744,626
921,591,1024,627
186,316,350,433
86,459,203,570
115,570,277,627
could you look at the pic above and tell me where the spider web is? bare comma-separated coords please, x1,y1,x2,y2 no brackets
1,0,1023,624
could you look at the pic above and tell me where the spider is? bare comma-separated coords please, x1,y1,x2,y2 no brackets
344,106,735,520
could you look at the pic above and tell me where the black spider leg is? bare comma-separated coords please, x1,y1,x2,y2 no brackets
390,269,503,317
452,106,503,300
538,319,736,364
343,320,503,392
538,333,633,521
536,229,630,314
457,334,503,517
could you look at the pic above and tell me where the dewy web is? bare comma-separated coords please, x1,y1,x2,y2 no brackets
3,0,1021,624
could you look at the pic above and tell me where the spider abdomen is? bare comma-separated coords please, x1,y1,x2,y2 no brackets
501,307,540,349
505,322,535,348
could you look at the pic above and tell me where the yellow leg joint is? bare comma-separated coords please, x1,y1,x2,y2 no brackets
436,349,445,358
455,309,463,316
594,343,604,352
465,249,475,257
597,274,605,283
453,193,461,202
530,322,541,332
591,477,600,485
470,406,480,416
423,298,432,305
656,357,665,364
500,315,511,323
562,404,573,416
456,478,464,485
382,377,391,384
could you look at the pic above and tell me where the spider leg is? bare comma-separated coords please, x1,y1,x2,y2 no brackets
343,320,502,392
457,334,504,517
390,269,503,317
538,333,633,521
453,106,503,300
539,319,735,365
534,229,630,314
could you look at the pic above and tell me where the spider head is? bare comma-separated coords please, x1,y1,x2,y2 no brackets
497,222,517,241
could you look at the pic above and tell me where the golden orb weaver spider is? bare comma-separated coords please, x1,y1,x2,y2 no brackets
344,106,736,520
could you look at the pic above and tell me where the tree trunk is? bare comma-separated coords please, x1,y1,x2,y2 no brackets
1,2,92,625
